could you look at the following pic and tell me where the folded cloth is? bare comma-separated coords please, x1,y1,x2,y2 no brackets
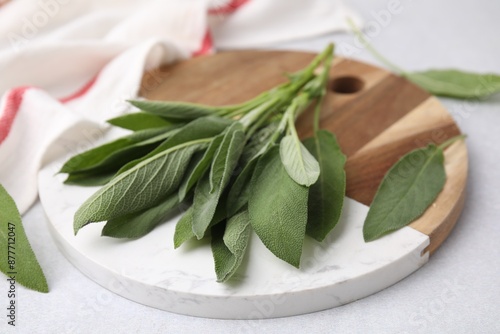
0,0,361,214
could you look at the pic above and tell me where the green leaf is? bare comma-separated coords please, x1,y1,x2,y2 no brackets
177,152,204,200
107,112,174,131
209,123,246,193
0,184,48,293
173,198,228,248
248,146,308,268
60,127,172,175
303,130,346,241
363,144,446,242
129,100,219,121
211,211,251,282
225,123,279,217
63,172,115,187
192,122,246,239
240,122,278,165
178,135,224,202
406,70,500,99
74,142,206,234
101,194,180,238
173,207,195,249
348,18,500,101
62,127,182,187
226,158,258,217
279,134,320,186
116,116,232,175
61,126,184,187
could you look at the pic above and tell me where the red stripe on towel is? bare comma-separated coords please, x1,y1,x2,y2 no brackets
193,30,214,57
209,0,250,15
0,74,98,145
0,86,32,145
59,75,98,103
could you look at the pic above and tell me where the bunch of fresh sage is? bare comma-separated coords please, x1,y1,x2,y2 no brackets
61,44,347,282
61,42,467,283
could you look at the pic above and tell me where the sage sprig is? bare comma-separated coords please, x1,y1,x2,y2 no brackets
62,44,348,281
363,135,466,241
348,19,500,100
0,184,48,293
211,211,252,282
304,130,346,242
62,43,464,283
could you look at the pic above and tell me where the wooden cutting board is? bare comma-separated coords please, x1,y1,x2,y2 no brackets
140,50,467,256
38,50,468,319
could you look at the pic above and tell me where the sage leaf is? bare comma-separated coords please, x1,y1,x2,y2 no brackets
177,152,204,200
60,127,171,175
348,19,500,100
116,116,232,175
225,123,279,216
107,112,173,131
211,211,251,282
129,100,219,121
209,122,246,193
64,172,115,187
248,146,308,268
192,123,246,239
63,126,181,187
0,184,48,293
303,130,346,241
279,134,320,186
63,128,182,187
173,207,195,249
406,70,500,99
363,144,446,242
173,196,228,248
226,158,257,217
240,122,278,165
74,142,205,234
101,194,180,238
178,135,224,202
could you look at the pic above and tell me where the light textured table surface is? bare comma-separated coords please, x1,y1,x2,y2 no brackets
4,0,500,333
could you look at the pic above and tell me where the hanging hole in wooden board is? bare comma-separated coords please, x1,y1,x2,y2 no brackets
330,76,365,94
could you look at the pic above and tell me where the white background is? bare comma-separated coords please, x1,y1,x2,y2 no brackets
3,0,500,333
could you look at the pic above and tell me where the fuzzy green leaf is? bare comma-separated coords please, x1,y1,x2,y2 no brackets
63,172,115,187
101,194,180,238
0,184,48,293
248,146,308,268
363,144,446,241
107,112,174,131
129,100,219,121
60,127,172,175
173,207,195,249
178,135,224,202
211,211,251,282
279,134,320,186
192,123,246,239
225,123,279,217
226,158,257,217
173,198,228,248
61,126,183,187
116,116,232,176
74,142,205,234
303,130,346,241
406,70,500,99
240,122,278,165
348,18,500,101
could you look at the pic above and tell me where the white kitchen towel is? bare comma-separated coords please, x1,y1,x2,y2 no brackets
0,0,361,214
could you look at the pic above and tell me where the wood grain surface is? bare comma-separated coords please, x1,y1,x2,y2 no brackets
140,50,468,256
